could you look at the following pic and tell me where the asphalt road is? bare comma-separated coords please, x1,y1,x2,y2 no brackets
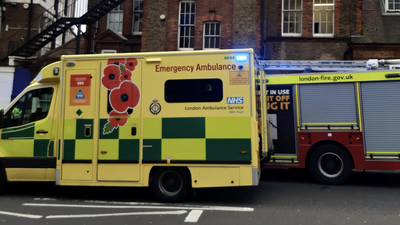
0,169,400,225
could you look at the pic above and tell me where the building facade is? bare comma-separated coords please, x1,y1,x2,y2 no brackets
92,0,262,56
263,0,362,60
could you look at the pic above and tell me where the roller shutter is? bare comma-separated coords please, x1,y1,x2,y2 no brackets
360,81,400,154
299,83,358,126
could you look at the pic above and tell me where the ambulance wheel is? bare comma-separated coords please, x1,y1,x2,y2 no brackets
0,167,7,194
151,167,190,202
310,144,352,185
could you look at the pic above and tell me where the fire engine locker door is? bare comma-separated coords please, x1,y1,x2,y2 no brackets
360,80,400,155
61,69,98,181
97,59,142,182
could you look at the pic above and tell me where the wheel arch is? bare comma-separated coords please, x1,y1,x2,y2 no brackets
149,166,192,186
305,140,354,169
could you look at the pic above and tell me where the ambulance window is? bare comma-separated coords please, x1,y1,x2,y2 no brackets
3,88,54,128
165,79,223,103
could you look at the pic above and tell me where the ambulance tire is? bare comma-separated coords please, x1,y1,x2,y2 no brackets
0,167,7,194
151,168,190,202
310,144,352,185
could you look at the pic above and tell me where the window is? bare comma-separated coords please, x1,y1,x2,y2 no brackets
3,88,54,128
132,0,143,34
165,79,223,103
203,22,221,49
178,1,195,50
313,0,334,37
282,0,302,36
386,0,400,12
108,4,123,33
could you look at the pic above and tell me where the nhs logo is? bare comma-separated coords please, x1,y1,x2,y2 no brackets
227,97,243,104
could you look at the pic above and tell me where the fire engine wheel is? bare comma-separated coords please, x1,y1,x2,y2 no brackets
310,144,352,185
151,168,190,202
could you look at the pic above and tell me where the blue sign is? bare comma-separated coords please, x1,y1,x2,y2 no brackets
227,97,243,104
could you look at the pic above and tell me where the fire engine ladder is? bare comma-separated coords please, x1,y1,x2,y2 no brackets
258,59,400,72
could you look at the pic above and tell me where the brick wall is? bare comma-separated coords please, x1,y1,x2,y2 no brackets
264,0,361,60
141,0,168,52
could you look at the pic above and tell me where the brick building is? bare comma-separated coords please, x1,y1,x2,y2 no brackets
351,0,400,60
91,0,262,55
263,0,363,60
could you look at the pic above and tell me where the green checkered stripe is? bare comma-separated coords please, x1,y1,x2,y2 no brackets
63,119,139,161
143,117,252,163
1,123,54,157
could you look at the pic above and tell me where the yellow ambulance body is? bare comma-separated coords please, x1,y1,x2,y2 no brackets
0,49,268,201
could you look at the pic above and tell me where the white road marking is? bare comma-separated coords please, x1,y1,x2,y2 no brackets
184,210,203,223
0,210,43,219
24,203,254,212
46,210,187,219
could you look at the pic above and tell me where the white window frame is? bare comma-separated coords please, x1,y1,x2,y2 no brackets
203,21,221,50
385,0,400,12
107,4,123,34
313,0,334,38
282,0,303,37
178,0,195,51
132,0,143,35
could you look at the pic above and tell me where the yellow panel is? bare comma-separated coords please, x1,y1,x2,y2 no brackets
1,139,34,157
98,164,140,181
63,119,76,139
190,166,240,188
75,139,93,160
98,139,119,160
119,118,141,139
6,168,46,181
62,164,93,180
239,166,253,185
45,168,56,180
206,117,251,138
34,119,54,139
143,118,161,139
162,139,205,160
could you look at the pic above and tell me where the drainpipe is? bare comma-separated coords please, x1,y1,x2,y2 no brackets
27,0,33,40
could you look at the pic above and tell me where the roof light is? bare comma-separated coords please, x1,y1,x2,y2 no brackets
235,55,247,62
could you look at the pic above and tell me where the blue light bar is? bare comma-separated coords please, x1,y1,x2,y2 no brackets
235,55,248,62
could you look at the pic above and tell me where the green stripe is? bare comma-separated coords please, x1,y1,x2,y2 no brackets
2,123,35,132
1,126,35,139
143,139,161,160
206,139,251,161
63,140,75,160
162,117,205,138
99,119,119,139
34,139,51,157
119,139,139,160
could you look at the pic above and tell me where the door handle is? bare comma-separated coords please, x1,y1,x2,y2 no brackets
36,129,48,134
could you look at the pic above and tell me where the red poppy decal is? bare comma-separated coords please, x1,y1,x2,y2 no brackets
109,110,129,127
109,81,140,113
107,58,126,66
102,65,121,90
102,57,140,135
120,70,132,82
126,58,138,71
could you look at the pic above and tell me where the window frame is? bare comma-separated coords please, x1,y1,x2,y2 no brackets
203,21,221,50
178,0,196,51
3,86,55,128
385,0,400,12
313,0,335,38
132,0,144,35
107,4,124,34
281,0,303,37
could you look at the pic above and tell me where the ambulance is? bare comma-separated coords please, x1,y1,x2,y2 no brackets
0,49,269,201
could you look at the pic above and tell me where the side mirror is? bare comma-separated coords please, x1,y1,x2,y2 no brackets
0,109,4,128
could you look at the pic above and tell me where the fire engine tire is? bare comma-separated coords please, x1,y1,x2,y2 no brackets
310,144,352,185
151,167,191,202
